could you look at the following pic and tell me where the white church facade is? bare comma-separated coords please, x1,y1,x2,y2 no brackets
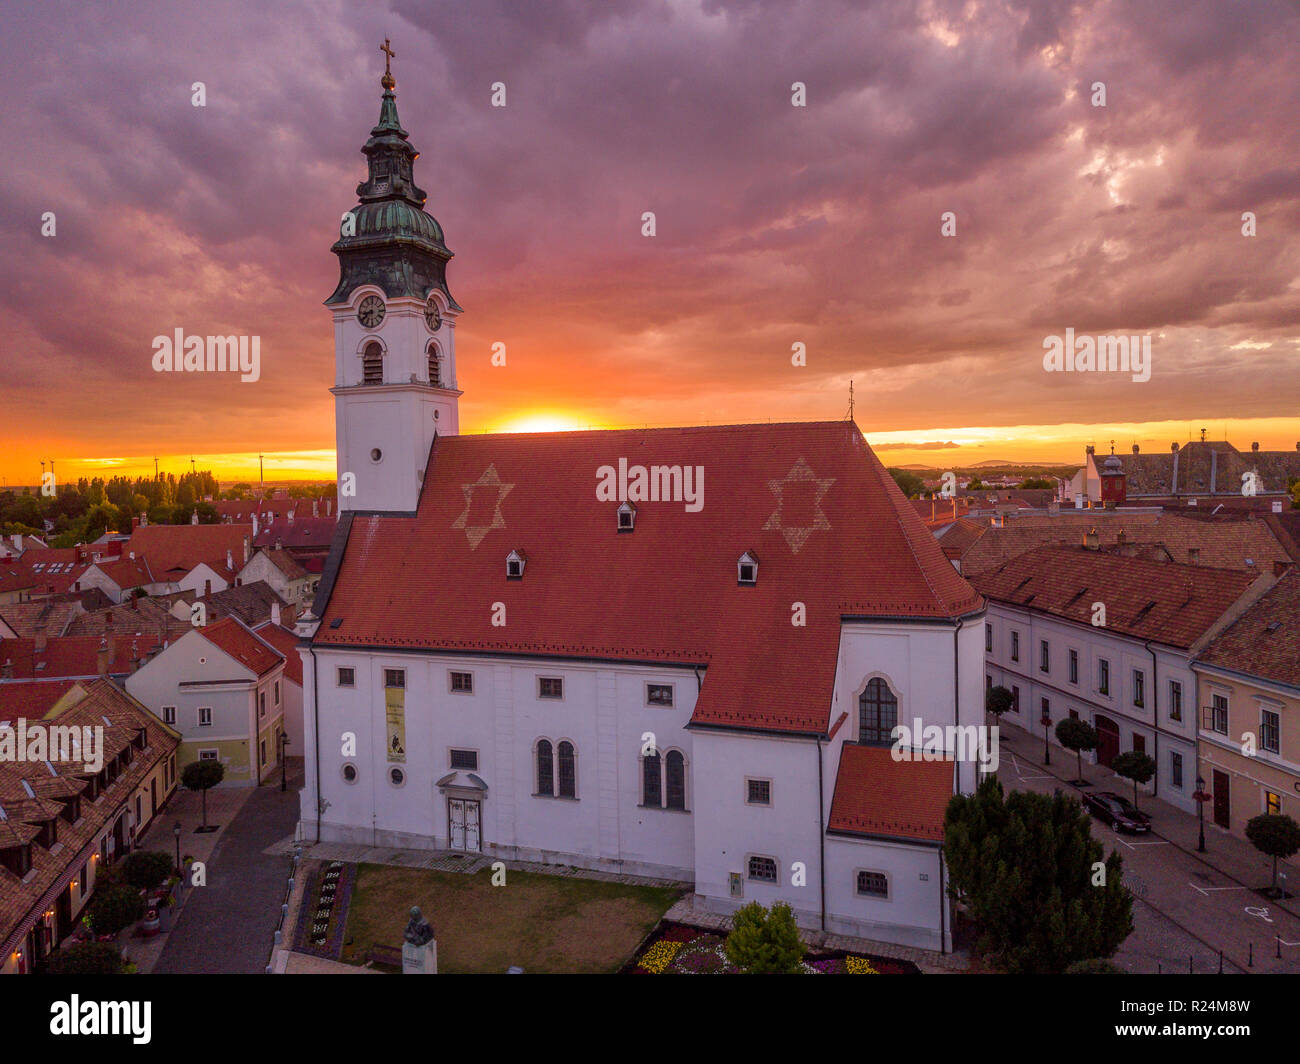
295,60,987,953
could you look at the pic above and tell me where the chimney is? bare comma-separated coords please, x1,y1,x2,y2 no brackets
10,534,20,550
131,516,140,530
274,538,282,551
191,511,199,525
1252,441,1260,453
204,579,212,596
1,659,11,679
130,639,140,672
327,499,332,516
97,637,109,676
226,548,234,572
1084,529,1100,551
1172,442,1179,452
242,536,250,565
252,513,259,538
107,636,117,665
288,509,295,525
312,499,319,517
128,550,135,560
140,513,147,526
1117,530,1127,546
1132,443,1140,454
131,595,138,610
271,601,281,627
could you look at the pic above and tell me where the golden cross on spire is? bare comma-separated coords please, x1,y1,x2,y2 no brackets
380,38,396,89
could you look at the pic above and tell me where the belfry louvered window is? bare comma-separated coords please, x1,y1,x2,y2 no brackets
427,342,442,386
362,342,383,384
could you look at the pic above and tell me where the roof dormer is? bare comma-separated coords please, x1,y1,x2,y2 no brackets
506,549,527,580
737,551,758,586
617,502,636,533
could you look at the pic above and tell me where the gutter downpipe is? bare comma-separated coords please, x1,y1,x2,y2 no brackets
309,647,322,843
948,613,965,955
1145,639,1159,799
817,735,826,932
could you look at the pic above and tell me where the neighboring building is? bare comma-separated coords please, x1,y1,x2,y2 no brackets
0,679,180,974
0,633,160,683
126,617,286,787
293,66,987,953
946,510,1293,578
76,555,154,604
252,621,304,755
121,523,253,596
1193,570,1300,839
239,548,315,610
1067,437,1300,505
252,515,337,569
973,545,1276,812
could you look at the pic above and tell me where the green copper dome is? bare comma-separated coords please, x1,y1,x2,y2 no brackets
327,80,459,310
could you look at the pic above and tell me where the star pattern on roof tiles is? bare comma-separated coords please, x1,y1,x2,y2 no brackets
763,457,835,554
451,464,514,549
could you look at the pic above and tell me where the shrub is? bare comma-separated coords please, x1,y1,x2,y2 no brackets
122,850,174,891
725,901,804,974
1065,958,1126,974
44,941,128,975
88,884,145,936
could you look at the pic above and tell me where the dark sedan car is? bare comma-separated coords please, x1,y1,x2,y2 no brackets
1083,791,1151,834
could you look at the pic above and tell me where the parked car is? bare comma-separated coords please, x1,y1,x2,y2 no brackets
1083,790,1151,833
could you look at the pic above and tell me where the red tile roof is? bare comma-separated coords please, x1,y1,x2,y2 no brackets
0,549,89,597
252,623,302,686
969,545,1263,649
253,516,337,552
828,744,954,842
1197,569,1300,689
124,524,252,580
92,555,154,589
198,617,283,678
0,680,80,723
313,422,983,734
0,634,163,681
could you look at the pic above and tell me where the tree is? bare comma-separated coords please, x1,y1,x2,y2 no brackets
724,901,804,973
985,685,1014,728
969,476,987,490
44,942,128,975
1064,958,1125,974
1245,814,1300,896
1018,477,1054,490
182,759,225,829
886,468,926,499
945,777,1133,973
1056,718,1099,784
88,884,145,936
1111,751,1156,810
122,850,174,891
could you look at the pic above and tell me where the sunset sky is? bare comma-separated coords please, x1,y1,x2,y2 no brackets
2,0,1298,486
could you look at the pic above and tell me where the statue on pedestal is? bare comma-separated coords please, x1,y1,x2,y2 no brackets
403,906,435,948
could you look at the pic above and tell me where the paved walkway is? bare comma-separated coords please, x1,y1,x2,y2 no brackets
267,836,691,889
148,763,304,973
662,895,968,973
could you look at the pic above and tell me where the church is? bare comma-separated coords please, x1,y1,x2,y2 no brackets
295,51,987,952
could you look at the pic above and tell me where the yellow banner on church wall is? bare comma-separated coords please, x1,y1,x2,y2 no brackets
385,687,406,763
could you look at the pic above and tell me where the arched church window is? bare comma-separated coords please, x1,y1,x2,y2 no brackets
859,678,898,745
536,739,553,797
427,342,442,386
665,751,685,810
362,342,384,384
557,741,576,798
642,751,661,807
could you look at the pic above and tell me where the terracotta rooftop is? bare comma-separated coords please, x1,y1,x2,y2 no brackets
252,623,303,686
253,515,338,553
0,679,180,960
827,744,954,843
198,617,284,678
313,422,983,734
0,633,163,681
0,680,81,723
123,523,252,581
1197,569,1300,690
969,545,1265,649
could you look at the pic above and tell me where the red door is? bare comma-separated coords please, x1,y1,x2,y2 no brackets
1213,770,1230,829
1095,715,1120,768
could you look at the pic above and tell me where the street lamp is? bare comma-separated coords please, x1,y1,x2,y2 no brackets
1193,776,1210,853
1040,709,1052,766
279,731,290,792
172,820,182,876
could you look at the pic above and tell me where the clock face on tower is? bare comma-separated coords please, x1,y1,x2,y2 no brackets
357,295,386,329
424,296,442,332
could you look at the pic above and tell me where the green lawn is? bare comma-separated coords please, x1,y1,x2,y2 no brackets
340,864,682,973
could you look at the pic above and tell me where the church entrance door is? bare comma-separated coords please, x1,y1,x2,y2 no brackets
447,798,481,852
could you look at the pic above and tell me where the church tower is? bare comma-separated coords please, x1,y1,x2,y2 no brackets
327,42,462,514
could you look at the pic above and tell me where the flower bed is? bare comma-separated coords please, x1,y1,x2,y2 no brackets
625,921,919,974
292,860,357,959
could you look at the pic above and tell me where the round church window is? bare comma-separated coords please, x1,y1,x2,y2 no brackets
389,767,405,787
342,763,358,783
